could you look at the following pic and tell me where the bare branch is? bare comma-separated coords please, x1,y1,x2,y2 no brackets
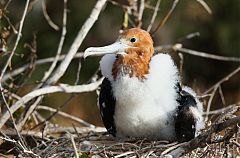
176,47,240,63
2,53,83,82
0,0,30,82
196,0,212,14
37,105,95,127
161,115,240,157
41,0,60,31
137,0,145,28
70,134,79,158
46,0,107,85
205,86,218,122
40,0,68,85
147,0,161,32
0,0,30,149
16,0,69,131
0,78,103,129
204,66,240,94
151,0,179,35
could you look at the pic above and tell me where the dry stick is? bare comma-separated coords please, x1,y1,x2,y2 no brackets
151,0,179,35
196,0,212,14
2,13,18,34
177,47,240,63
37,105,94,127
40,0,68,85
2,53,83,82
16,0,68,131
204,66,240,94
0,0,30,86
147,0,161,32
205,86,218,122
46,0,107,85
178,53,184,78
163,116,240,158
74,58,84,85
218,85,226,106
202,103,239,115
0,136,40,157
41,0,59,31
0,78,103,129
70,134,79,158
0,0,30,148
4,0,12,10
137,0,145,28
155,44,240,63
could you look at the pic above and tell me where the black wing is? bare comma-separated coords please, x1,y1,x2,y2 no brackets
175,83,198,142
99,78,116,136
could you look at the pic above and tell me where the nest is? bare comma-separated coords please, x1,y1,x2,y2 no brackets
0,106,239,158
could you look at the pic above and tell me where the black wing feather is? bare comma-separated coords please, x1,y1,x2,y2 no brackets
99,78,116,136
175,83,198,142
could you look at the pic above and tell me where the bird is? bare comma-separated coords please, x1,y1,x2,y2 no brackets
84,28,204,142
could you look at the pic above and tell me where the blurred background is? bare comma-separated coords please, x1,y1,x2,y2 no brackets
0,0,239,127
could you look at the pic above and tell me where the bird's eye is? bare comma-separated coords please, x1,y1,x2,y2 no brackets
130,37,137,43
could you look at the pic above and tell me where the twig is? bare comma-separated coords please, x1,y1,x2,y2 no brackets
155,44,240,63
41,0,60,31
177,32,200,42
0,135,40,157
31,94,77,130
16,0,69,131
151,0,179,35
177,47,240,63
147,0,161,32
74,58,83,85
70,134,79,158
178,53,184,78
164,116,240,157
4,0,12,10
205,86,218,122
2,53,83,82
37,105,95,127
196,0,212,14
46,0,107,85
114,151,135,158
40,0,68,85
0,0,29,82
218,85,226,106
202,104,239,115
16,96,43,131
0,78,103,129
137,0,145,28
0,0,30,149
204,66,240,94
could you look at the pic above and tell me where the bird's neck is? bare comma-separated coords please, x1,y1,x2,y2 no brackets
112,50,152,80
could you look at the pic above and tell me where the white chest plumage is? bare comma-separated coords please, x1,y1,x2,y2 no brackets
100,53,179,140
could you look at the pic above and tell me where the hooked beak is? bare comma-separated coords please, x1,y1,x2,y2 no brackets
84,41,129,59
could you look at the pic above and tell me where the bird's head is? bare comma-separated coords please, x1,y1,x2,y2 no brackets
84,28,154,79
84,28,154,60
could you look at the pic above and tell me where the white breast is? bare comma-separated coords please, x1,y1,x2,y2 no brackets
110,54,180,140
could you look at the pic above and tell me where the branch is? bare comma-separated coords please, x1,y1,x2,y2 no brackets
161,115,240,158
203,66,240,94
2,53,83,82
37,105,95,127
0,0,30,149
196,0,212,14
41,0,60,31
177,47,240,63
46,0,107,85
151,0,179,35
147,0,161,32
40,0,68,85
0,78,103,129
